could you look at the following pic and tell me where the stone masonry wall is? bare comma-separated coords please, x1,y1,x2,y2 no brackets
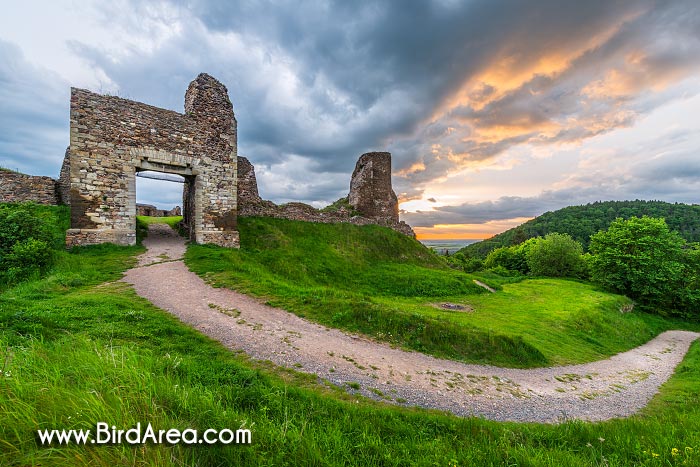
136,203,182,217
0,171,60,205
66,73,238,248
237,153,415,237
237,156,262,204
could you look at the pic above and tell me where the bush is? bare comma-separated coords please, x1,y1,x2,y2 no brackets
484,238,537,274
4,238,52,282
0,203,60,286
0,205,53,252
487,265,522,277
678,244,700,313
526,233,586,278
444,252,484,273
463,257,484,273
589,217,687,313
484,245,527,273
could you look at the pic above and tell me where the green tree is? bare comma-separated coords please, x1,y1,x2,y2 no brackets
484,238,538,274
679,244,700,313
589,217,685,312
526,233,585,278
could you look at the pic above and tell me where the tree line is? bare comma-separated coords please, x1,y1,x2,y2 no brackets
460,200,700,258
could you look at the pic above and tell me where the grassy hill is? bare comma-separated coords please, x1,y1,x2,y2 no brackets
460,200,700,258
3,204,700,466
185,216,684,368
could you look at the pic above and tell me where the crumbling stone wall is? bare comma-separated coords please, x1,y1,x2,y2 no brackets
65,73,239,248
58,148,71,206
136,204,159,216
237,156,262,204
136,204,181,217
237,153,415,237
0,171,60,205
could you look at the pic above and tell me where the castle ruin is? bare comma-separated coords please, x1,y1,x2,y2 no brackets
1,73,414,243
62,73,239,248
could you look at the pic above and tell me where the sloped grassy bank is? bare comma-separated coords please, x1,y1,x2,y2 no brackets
185,217,683,368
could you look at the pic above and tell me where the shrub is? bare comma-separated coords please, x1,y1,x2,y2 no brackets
0,203,59,285
487,265,522,277
678,244,700,313
485,246,528,273
4,238,52,281
444,252,484,273
526,233,586,278
0,204,53,252
484,238,537,274
589,217,686,313
463,257,484,273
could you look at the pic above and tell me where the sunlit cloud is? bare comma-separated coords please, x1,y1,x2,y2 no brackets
395,1,700,224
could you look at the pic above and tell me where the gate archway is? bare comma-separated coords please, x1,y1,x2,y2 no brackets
62,74,239,248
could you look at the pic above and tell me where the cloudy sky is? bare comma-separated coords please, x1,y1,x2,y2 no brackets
1,1,699,239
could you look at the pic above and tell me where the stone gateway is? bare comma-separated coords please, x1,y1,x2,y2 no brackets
63,73,239,248
8,72,416,247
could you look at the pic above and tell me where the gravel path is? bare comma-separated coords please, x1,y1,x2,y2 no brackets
122,225,699,423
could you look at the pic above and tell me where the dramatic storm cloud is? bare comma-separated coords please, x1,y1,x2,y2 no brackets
1,0,699,237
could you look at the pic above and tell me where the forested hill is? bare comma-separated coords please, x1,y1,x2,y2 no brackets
459,200,700,258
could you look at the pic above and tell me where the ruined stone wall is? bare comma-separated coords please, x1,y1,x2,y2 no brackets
237,156,262,204
237,153,415,237
240,199,414,236
137,204,159,216
66,73,238,248
58,148,71,205
136,203,181,217
0,171,60,205
168,206,182,216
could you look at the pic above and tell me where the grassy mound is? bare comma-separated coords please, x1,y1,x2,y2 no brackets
185,217,686,368
135,215,183,242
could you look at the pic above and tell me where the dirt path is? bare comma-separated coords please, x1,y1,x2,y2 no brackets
122,225,699,423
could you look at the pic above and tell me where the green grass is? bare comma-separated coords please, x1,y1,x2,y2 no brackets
389,279,680,365
2,233,700,466
185,217,695,368
136,215,183,228
135,215,183,243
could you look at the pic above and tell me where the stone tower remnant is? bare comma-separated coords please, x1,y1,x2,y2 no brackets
63,73,239,248
348,151,399,223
